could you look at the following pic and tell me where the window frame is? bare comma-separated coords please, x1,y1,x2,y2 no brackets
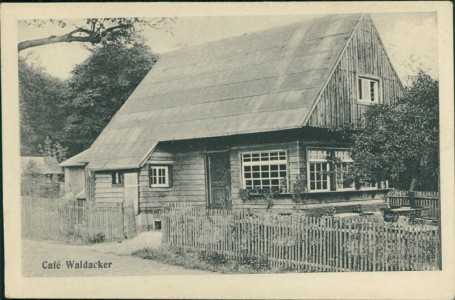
241,150,288,192
111,171,124,187
334,150,355,191
307,149,331,192
357,75,381,104
149,165,171,188
306,148,359,192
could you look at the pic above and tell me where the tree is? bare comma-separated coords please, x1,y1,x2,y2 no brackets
38,136,68,163
19,58,67,156
61,41,158,156
19,18,174,52
347,71,439,191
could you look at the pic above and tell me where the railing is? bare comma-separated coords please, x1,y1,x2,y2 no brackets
387,190,439,219
22,196,136,242
162,206,440,272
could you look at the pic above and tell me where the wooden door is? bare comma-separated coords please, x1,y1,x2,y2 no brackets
207,152,231,209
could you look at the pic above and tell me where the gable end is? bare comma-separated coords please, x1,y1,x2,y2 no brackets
304,14,404,127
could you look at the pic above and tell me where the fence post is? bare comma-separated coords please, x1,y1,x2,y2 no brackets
162,216,169,243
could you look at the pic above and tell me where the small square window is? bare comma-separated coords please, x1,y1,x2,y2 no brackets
150,165,171,188
112,171,124,186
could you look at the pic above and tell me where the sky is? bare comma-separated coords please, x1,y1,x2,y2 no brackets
18,13,438,83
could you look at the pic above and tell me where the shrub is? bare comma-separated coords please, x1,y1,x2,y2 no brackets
132,246,274,274
86,232,105,244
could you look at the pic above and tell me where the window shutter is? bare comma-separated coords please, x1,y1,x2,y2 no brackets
362,79,369,101
148,165,152,187
358,78,363,99
373,81,379,102
168,165,173,188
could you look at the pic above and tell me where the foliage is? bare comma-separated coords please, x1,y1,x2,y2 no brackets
38,136,68,163
21,160,61,198
238,188,280,208
86,232,106,244
132,245,273,274
239,188,252,203
19,18,175,51
19,58,67,156
258,189,279,209
292,177,307,208
347,71,439,191
61,41,158,155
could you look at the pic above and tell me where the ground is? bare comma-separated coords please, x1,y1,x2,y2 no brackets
22,232,212,276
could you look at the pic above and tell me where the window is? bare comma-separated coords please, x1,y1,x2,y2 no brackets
307,150,330,192
307,148,356,192
358,76,380,103
242,151,287,191
334,150,354,191
111,171,124,186
149,165,170,187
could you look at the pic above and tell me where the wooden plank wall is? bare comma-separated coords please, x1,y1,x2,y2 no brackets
307,15,404,127
138,142,206,210
64,167,85,196
138,136,303,210
94,173,124,202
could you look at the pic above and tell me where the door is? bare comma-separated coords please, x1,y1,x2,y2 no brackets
206,152,231,209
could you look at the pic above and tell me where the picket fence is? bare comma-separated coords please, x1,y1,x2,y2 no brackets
22,196,136,242
163,206,440,272
387,190,440,219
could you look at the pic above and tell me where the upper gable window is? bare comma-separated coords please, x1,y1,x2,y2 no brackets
358,76,380,104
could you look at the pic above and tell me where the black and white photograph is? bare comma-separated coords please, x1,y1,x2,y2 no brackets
2,2,454,299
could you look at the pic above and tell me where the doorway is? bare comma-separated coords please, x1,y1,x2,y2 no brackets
206,152,231,209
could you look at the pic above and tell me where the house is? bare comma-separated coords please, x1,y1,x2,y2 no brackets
21,156,63,196
61,14,403,230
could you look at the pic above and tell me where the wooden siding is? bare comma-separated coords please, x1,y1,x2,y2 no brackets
307,15,403,127
136,130,388,211
147,143,174,163
139,141,206,210
138,135,303,210
94,173,124,202
64,167,85,196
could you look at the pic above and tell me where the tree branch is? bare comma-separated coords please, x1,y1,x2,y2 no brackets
100,24,133,37
18,29,98,52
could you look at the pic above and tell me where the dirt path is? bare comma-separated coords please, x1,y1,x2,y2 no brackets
22,233,213,277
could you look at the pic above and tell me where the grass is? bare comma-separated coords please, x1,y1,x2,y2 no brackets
132,245,287,274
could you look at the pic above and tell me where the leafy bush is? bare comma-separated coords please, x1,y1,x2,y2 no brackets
86,232,105,244
132,246,274,274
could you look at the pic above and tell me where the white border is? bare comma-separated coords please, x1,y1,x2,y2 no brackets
2,2,454,299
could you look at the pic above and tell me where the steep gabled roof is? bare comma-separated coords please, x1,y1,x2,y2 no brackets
21,156,63,175
86,14,363,170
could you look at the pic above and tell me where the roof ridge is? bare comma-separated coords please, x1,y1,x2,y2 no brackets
159,14,363,57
